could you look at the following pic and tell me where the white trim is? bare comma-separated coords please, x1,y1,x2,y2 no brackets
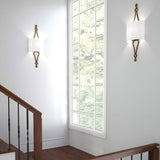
103,0,108,139
70,123,106,138
69,0,74,133
68,0,107,139
78,0,80,125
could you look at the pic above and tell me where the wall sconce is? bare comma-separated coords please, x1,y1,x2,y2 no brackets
127,4,145,62
28,25,43,68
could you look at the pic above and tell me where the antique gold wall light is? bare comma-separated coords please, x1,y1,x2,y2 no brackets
29,25,43,68
127,4,145,62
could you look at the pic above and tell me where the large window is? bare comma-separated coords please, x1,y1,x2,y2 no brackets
69,0,106,137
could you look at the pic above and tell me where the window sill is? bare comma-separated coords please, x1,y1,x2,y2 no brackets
69,124,106,139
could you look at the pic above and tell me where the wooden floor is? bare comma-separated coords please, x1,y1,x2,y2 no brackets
30,146,95,160
0,139,95,160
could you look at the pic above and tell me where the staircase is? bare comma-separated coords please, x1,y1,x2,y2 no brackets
0,85,159,160
0,85,42,160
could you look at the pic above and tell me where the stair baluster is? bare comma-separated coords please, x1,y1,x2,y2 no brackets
26,109,29,160
8,97,11,151
17,103,20,160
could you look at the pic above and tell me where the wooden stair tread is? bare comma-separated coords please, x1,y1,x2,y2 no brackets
0,139,16,154
0,139,33,160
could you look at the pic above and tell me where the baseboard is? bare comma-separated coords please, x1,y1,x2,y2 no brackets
70,143,105,156
20,137,68,152
42,137,68,150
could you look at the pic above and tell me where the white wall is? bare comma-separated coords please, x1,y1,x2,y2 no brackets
0,0,68,151
69,0,160,156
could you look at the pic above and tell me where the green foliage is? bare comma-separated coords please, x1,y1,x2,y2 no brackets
73,1,79,15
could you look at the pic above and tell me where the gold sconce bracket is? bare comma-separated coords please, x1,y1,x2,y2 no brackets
132,39,140,62
134,4,139,21
33,25,39,39
33,51,40,68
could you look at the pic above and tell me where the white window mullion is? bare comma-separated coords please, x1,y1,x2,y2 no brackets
78,0,81,125
94,0,97,130
86,0,88,8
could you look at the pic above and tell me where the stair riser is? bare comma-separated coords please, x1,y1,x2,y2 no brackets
0,152,15,160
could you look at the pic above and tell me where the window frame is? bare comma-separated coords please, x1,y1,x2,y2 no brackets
68,0,107,138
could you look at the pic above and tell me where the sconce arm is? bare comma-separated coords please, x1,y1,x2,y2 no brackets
132,39,140,62
134,4,140,21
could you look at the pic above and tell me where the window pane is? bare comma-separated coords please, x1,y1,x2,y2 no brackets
73,98,79,111
80,42,95,58
73,16,79,30
96,36,104,53
96,102,103,115
96,0,104,4
96,116,103,131
96,20,104,37
80,101,94,113
80,113,87,127
73,86,79,97
73,58,78,70
73,72,79,84
80,0,87,12
96,68,103,84
73,44,79,57
80,37,95,58
96,53,103,68
80,59,94,86
73,112,79,124
73,58,79,72
96,4,104,20
73,1,79,15
80,86,94,113
80,100,94,114
73,30,79,43
86,114,94,129
96,86,103,100
87,0,95,8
